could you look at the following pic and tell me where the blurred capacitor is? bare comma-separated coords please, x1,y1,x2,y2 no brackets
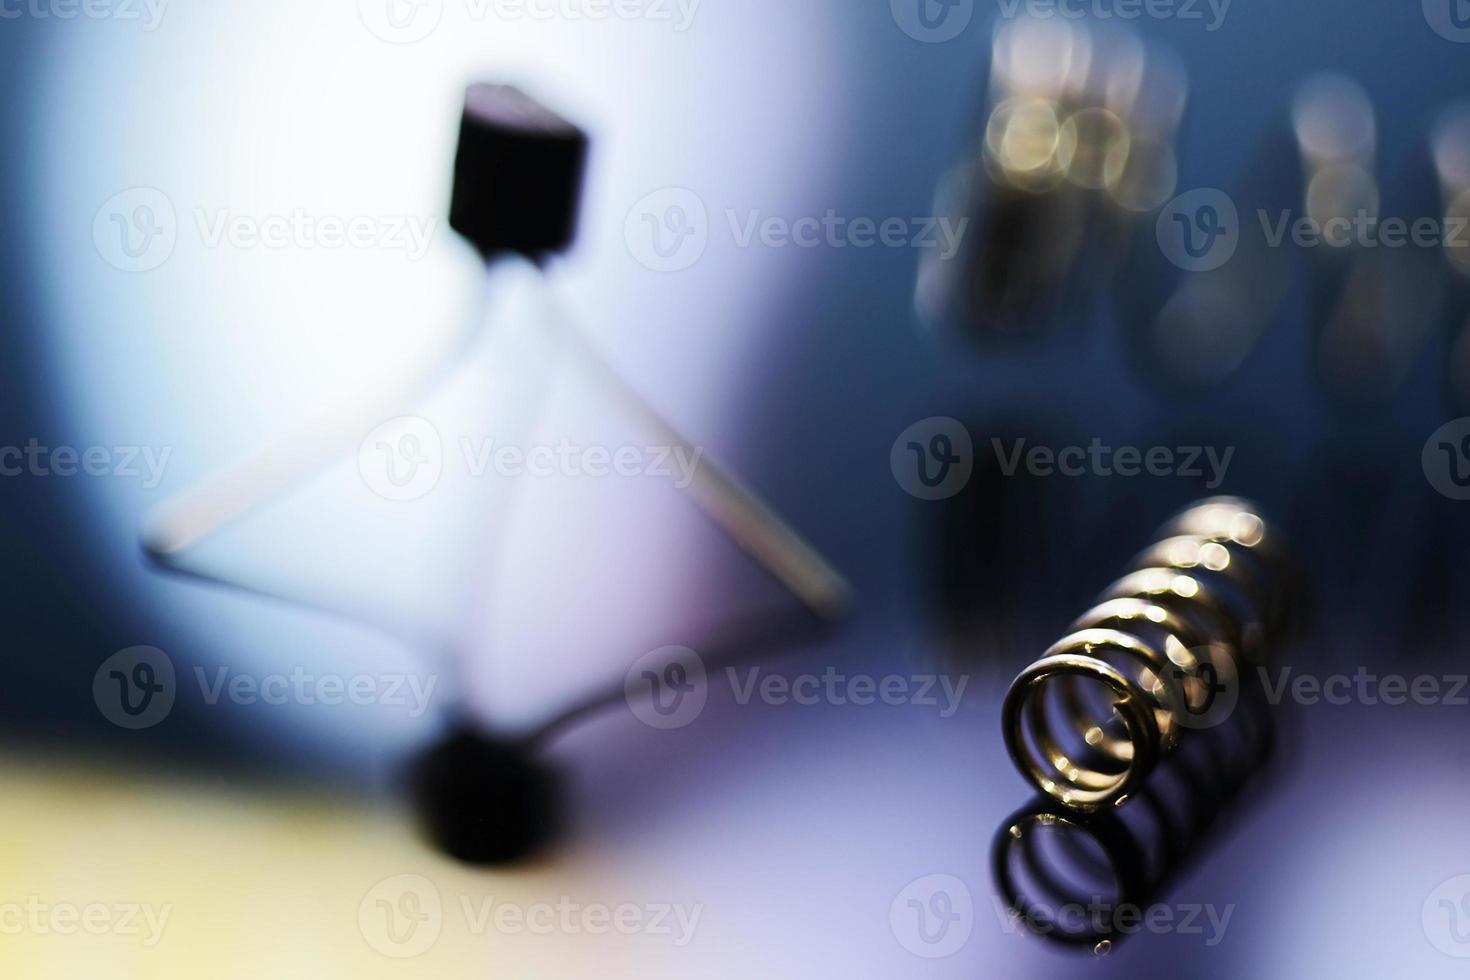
1119,135,1295,394
1291,74,1440,413
925,19,1089,338
1120,74,1412,398
1432,103,1470,412
917,19,1186,343
1101,43,1186,216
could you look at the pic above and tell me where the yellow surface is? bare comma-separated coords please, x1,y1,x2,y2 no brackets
0,760,687,978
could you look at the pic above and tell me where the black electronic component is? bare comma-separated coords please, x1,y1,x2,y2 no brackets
449,83,589,260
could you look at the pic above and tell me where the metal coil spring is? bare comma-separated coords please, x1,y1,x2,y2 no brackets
992,671,1277,954
1002,497,1290,810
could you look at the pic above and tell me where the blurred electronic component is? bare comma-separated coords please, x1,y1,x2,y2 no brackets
1293,73,1382,406
139,82,851,863
1293,75,1440,412
1433,103,1470,412
1126,112,1297,392
1002,498,1292,811
144,83,848,622
449,83,589,259
917,19,1186,341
